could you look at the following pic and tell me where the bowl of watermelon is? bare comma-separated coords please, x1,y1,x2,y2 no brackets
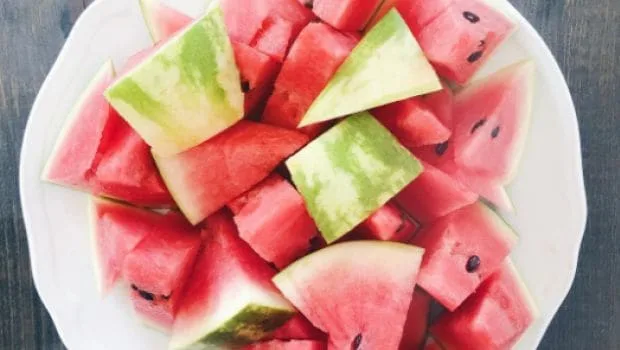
20,0,586,349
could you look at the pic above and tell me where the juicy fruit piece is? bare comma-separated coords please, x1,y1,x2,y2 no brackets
300,9,441,127
229,174,319,269
251,15,296,62
287,113,423,243
271,314,327,341
43,60,117,189
105,6,244,156
244,339,326,350
122,213,201,331
417,0,515,84
431,260,538,349
399,289,432,350
262,22,358,136
397,0,454,36
312,0,383,31
233,42,281,115
170,212,295,349
373,97,451,148
396,162,478,224
139,0,192,43
411,202,518,311
356,201,418,242
154,121,308,225
451,60,535,182
273,241,425,349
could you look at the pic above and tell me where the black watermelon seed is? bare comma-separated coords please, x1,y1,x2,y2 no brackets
352,334,363,349
479,40,486,47
435,141,449,156
471,119,487,134
308,236,322,253
303,0,314,9
241,80,251,93
491,126,501,139
467,50,484,63
466,255,481,273
463,11,480,23
131,284,138,291
267,262,278,270
138,290,155,301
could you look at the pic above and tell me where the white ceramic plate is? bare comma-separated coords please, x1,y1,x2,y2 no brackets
20,0,587,349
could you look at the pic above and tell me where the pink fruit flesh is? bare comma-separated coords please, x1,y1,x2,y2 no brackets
356,201,419,242
399,289,432,350
244,339,327,350
251,15,296,62
233,42,281,115
271,314,327,341
313,0,384,31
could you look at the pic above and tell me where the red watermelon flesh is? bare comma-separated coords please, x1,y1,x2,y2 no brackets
312,0,384,31
444,162,513,211
233,42,281,115
154,121,309,225
397,0,453,36
244,339,327,350
356,201,419,243
451,60,535,182
396,161,478,224
251,15,296,62
262,22,359,138
271,314,327,341
431,260,538,349
411,202,518,311
43,61,117,190
399,289,432,350
373,97,451,148
421,81,454,129
228,174,319,269
417,0,515,84
139,0,192,43
122,214,201,331
273,241,425,349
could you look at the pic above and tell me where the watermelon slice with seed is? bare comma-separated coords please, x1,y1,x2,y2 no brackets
355,201,419,242
399,289,432,350
122,213,201,331
431,259,539,349
170,211,295,349
311,0,384,31
273,241,425,349
244,339,327,350
411,202,518,311
154,121,308,225
139,0,191,43
229,174,319,269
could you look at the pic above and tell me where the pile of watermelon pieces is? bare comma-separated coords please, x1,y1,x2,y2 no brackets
43,0,541,348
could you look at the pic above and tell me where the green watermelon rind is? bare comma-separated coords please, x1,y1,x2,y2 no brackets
287,112,423,243
105,5,243,157
299,9,441,127
139,0,162,43
87,196,106,295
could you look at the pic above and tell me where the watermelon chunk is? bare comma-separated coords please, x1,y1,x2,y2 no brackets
287,113,423,243
411,202,518,311
139,0,192,43
105,6,244,156
251,15,296,62
233,42,281,115
122,213,201,331
451,60,535,182
271,314,327,341
262,22,359,137
154,121,308,225
399,289,432,350
356,201,419,242
300,9,441,127
244,339,326,350
431,260,538,349
170,212,295,349
273,241,425,349
416,0,515,84
228,174,319,269
396,161,478,224
312,0,384,31
373,97,451,148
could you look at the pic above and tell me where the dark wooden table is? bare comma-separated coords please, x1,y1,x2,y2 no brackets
1,0,618,349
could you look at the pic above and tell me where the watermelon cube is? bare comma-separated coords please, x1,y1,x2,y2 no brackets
399,289,432,350
396,161,478,224
287,113,423,243
170,212,295,349
233,42,281,115
416,0,515,84
251,15,296,62
271,314,327,341
154,121,308,225
121,211,201,331
411,202,518,311
373,97,451,149
312,0,384,31
228,174,319,269
431,260,539,349
105,6,244,156
262,22,359,137
244,339,326,350
356,201,419,243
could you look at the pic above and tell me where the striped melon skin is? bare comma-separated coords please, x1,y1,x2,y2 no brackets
287,112,423,243
105,5,243,156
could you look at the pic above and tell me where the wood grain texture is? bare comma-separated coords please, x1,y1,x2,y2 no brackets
0,0,618,349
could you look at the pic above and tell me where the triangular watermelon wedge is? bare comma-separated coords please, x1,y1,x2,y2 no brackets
139,0,192,43
273,241,425,349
